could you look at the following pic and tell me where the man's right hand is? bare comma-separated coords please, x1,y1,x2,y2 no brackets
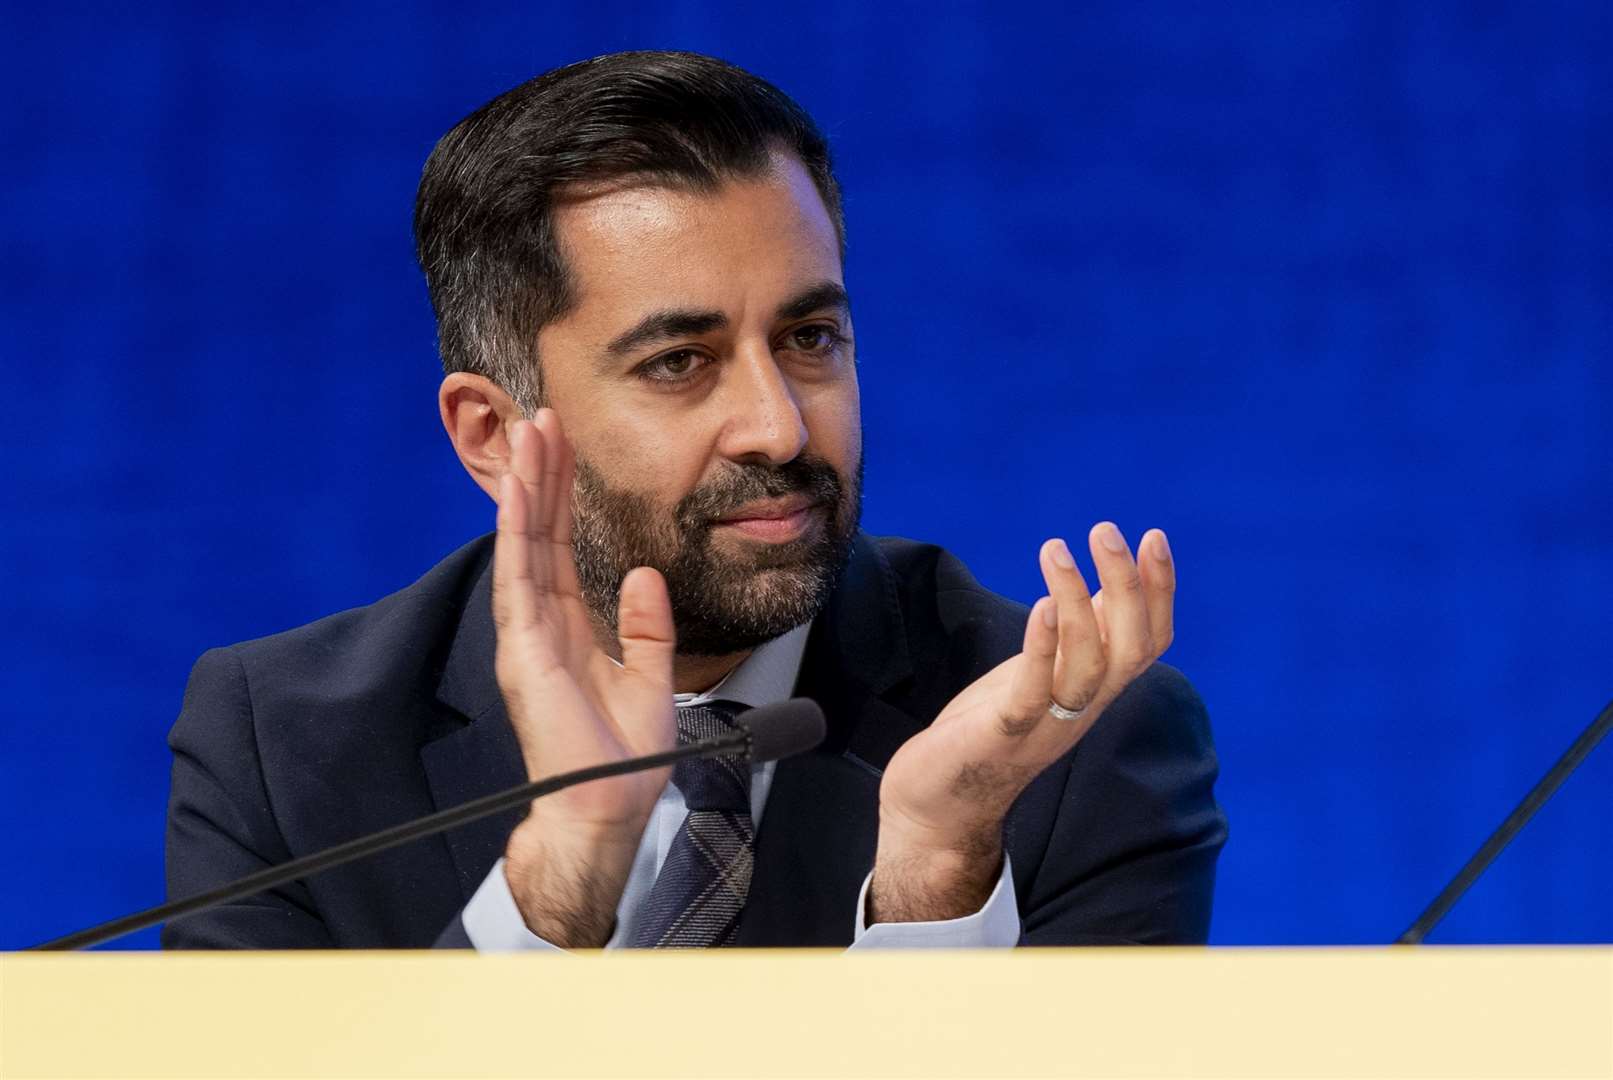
491,410,677,948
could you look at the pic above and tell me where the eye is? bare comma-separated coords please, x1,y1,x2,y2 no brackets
638,349,713,384
785,324,845,353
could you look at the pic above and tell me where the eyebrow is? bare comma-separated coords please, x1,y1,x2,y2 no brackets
601,281,852,361
776,281,851,323
604,309,728,359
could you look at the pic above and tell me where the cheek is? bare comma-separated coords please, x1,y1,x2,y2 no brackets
541,372,711,505
801,378,862,467
577,423,711,507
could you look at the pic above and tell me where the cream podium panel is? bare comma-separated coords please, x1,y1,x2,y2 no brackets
2,948,1610,1079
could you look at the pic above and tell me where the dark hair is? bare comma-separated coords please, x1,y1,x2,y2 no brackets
413,51,845,413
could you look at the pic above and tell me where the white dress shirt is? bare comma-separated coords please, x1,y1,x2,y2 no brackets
462,622,1020,950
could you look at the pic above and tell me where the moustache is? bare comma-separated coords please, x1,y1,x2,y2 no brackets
675,456,844,531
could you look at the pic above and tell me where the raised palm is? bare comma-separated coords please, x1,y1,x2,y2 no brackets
491,411,677,833
878,527,1176,852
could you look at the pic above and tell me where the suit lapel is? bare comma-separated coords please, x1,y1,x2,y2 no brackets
735,534,928,946
419,550,528,902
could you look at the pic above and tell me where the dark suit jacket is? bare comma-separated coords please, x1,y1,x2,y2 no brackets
163,532,1226,948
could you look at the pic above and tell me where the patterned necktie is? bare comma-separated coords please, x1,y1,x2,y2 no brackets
627,701,755,948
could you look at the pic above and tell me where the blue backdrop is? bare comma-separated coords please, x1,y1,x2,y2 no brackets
3,3,1609,950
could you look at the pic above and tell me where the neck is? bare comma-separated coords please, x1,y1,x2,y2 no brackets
591,617,751,695
672,651,751,695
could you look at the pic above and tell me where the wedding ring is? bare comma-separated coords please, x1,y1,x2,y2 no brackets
1047,698,1087,722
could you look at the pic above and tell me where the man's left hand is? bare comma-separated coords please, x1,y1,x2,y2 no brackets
869,522,1175,924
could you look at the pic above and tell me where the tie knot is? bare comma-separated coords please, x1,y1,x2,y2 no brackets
672,701,750,812
676,701,744,744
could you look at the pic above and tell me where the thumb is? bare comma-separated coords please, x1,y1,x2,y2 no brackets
617,565,676,692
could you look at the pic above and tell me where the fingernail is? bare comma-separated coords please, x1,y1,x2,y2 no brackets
1050,539,1075,569
1099,523,1126,553
1040,597,1058,628
1153,530,1172,562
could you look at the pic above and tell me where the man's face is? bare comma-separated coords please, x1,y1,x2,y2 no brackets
536,154,862,656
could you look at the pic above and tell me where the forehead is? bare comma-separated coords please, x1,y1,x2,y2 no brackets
548,155,843,331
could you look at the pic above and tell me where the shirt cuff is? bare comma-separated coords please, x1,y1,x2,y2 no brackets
849,853,1021,949
460,857,568,952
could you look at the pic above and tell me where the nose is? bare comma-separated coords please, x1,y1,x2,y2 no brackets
718,345,809,466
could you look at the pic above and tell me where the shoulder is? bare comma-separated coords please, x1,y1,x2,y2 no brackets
172,534,494,749
1084,660,1217,786
230,534,488,687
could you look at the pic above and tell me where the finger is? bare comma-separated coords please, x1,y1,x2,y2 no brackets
1088,522,1154,685
617,566,675,692
491,471,539,633
1001,597,1059,736
509,419,551,594
1040,538,1107,714
1138,529,1176,655
541,409,583,599
534,408,566,547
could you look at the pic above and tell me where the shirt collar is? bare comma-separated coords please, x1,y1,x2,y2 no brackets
673,621,811,711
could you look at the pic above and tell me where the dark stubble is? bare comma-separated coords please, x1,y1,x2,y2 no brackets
570,451,862,657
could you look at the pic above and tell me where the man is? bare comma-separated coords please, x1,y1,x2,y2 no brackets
164,51,1225,949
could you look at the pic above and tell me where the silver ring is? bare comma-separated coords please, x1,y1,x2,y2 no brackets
1047,698,1087,722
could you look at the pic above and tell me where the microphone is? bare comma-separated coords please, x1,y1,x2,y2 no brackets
740,697,826,762
31,697,826,951
1396,697,1613,944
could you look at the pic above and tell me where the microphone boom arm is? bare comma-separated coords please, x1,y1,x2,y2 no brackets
32,730,752,952
1396,697,1613,945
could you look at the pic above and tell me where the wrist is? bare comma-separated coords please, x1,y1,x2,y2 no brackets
504,813,645,948
868,818,1003,925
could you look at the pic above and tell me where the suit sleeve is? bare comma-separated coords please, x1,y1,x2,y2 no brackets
162,647,335,948
1016,663,1228,945
434,914,475,948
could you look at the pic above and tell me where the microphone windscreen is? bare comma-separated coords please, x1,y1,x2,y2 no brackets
740,698,826,762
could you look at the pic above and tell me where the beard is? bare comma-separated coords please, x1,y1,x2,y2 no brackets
570,449,862,657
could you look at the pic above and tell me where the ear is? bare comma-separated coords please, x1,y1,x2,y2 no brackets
439,373,525,501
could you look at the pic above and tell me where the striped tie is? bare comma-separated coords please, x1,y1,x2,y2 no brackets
628,702,754,948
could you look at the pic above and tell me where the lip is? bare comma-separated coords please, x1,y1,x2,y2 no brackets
713,497,822,542
715,496,817,523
